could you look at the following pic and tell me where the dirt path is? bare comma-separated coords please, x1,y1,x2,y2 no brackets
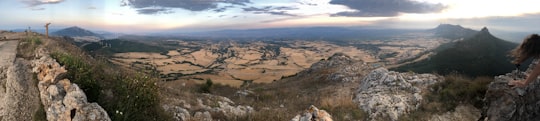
0,41,19,67
0,40,19,120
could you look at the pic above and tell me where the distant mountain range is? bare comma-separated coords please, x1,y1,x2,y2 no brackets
394,26,523,77
181,27,424,41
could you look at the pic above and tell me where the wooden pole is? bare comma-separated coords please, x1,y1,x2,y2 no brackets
45,23,51,38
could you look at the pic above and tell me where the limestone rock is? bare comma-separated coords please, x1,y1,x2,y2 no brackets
480,72,540,121
0,59,41,121
163,95,253,121
355,68,440,121
291,105,333,121
32,55,110,121
429,105,480,121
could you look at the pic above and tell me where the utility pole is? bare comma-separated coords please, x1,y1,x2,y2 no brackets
45,23,51,38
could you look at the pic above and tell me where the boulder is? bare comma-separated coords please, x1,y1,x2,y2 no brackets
355,68,441,121
480,71,540,121
291,105,333,121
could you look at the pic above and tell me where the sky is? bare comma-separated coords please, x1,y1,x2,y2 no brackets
1,0,540,33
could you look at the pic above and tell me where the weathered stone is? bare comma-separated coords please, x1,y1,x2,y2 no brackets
0,59,41,121
32,55,111,121
480,71,540,121
355,68,441,121
193,111,212,121
430,105,480,121
290,105,332,121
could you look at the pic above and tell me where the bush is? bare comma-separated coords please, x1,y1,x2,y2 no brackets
199,79,213,93
51,52,101,102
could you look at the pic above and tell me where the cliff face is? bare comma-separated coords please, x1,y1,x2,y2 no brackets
481,71,540,121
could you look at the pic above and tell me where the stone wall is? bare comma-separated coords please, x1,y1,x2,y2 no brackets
32,53,110,121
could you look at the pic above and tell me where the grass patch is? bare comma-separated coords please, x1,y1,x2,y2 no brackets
401,74,491,120
17,35,42,59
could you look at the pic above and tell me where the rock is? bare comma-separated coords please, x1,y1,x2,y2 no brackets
164,95,253,121
480,71,540,121
32,55,110,121
0,59,41,121
430,105,480,121
355,68,441,121
291,105,333,121
193,111,212,121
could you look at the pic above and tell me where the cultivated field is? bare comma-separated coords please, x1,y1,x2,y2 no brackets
111,36,448,87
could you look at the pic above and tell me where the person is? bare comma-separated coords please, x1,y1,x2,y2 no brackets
509,34,540,88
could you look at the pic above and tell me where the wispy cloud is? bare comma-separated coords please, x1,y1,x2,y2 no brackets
19,0,64,7
136,8,173,15
330,0,446,17
31,7,45,11
121,0,250,15
242,6,298,16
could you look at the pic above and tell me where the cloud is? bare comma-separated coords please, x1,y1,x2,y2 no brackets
88,6,96,9
20,0,64,7
136,8,173,15
329,0,446,17
242,6,298,16
31,7,45,11
121,0,250,14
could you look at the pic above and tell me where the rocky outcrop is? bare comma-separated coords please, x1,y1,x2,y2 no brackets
429,105,480,121
307,53,370,83
291,105,333,121
32,55,110,121
0,59,41,121
163,94,253,121
355,68,441,121
480,71,540,121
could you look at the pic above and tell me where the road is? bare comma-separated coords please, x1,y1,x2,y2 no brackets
0,41,18,67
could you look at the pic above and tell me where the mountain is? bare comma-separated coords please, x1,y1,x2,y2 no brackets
431,24,478,40
52,26,100,37
183,27,421,41
394,27,521,77
51,26,104,42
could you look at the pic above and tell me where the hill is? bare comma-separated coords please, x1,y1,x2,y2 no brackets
52,26,100,37
52,26,103,42
394,27,520,77
431,24,478,40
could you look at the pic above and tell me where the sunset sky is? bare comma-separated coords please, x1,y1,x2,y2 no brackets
2,0,540,33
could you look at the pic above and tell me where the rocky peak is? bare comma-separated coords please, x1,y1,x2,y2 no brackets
432,24,478,40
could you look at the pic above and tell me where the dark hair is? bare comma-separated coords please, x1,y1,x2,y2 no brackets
510,34,540,64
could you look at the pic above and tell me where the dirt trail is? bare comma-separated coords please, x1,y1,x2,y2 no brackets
0,34,20,120
0,41,19,67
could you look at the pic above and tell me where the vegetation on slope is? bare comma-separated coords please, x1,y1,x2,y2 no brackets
83,39,167,56
44,37,170,120
394,28,521,77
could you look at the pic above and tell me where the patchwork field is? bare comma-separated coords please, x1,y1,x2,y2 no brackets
109,40,377,87
109,36,448,87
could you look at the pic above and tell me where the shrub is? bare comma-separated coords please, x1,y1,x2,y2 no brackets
199,79,213,93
